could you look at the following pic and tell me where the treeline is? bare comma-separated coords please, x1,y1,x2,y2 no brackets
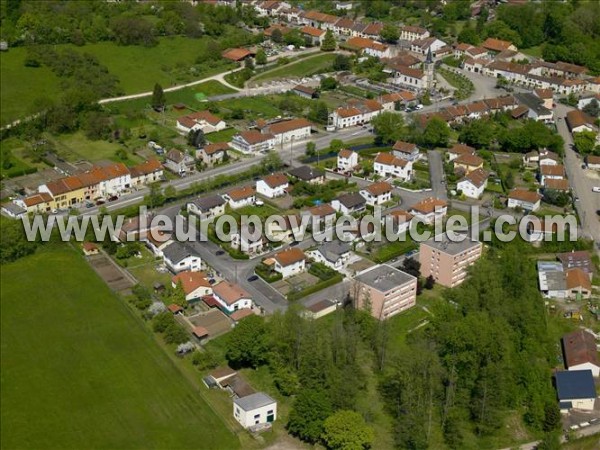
0,0,268,47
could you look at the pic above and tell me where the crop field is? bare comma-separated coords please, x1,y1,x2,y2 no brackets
1,246,239,450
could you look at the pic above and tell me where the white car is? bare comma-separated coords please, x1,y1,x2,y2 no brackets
414,104,424,110
592,186,600,193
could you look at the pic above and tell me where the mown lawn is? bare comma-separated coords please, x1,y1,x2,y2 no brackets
251,53,336,82
1,246,239,450
50,131,144,165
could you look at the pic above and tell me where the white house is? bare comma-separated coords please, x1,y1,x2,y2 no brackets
410,37,447,57
331,192,366,215
337,149,359,172
230,131,275,154
360,181,393,206
507,188,542,212
187,194,226,219
409,197,448,225
389,65,427,90
309,240,351,270
566,110,596,134
562,330,600,377
196,143,229,167
392,141,420,162
270,247,306,279
176,111,227,135
224,186,256,209
457,168,488,199
256,173,289,198
212,281,253,313
233,392,277,429
259,118,312,144
231,227,266,256
374,152,413,182
586,155,600,170
347,36,393,59
400,25,429,42
301,203,337,231
172,271,212,302
329,100,383,129
386,209,413,235
164,149,194,175
447,143,476,162
162,242,202,273
129,159,163,186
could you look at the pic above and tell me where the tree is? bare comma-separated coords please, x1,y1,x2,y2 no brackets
225,315,270,368
255,48,267,65
573,130,597,155
583,99,599,117
187,128,206,147
425,275,435,290
320,76,338,91
287,389,332,443
458,24,480,45
322,410,374,450
371,112,405,144
306,141,316,156
245,57,254,71
542,189,570,207
321,30,336,52
191,349,218,370
329,139,344,153
380,23,400,43
458,119,496,149
332,54,351,71
421,117,450,148
402,257,421,278
151,83,166,112
308,101,329,124
271,28,283,43
145,182,165,209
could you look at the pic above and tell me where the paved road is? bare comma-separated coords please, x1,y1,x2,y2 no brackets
427,150,447,200
554,104,600,253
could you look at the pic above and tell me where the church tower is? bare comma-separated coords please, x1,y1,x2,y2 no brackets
424,47,435,91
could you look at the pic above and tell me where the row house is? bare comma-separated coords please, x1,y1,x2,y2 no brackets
130,159,164,187
255,1,290,17
400,25,429,42
481,37,517,56
299,10,338,30
329,99,383,129
379,91,417,111
300,26,326,45
347,36,393,59
257,118,312,145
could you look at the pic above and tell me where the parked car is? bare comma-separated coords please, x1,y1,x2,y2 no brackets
215,250,225,256
592,186,600,193
247,275,259,282
108,196,118,202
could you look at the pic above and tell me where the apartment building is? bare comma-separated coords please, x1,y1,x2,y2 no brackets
353,264,417,320
419,233,483,288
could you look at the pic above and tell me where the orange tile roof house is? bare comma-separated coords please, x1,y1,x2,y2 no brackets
454,153,484,174
507,188,542,211
420,233,483,288
196,142,229,167
222,48,254,61
447,143,476,161
409,197,448,224
176,111,226,135
482,37,517,53
256,173,289,198
259,118,313,144
565,268,592,299
212,281,253,313
392,141,420,161
566,110,596,133
374,152,412,182
271,247,306,279
172,271,213,302
230,130,276,154
224,186,256,209
457,168,489,199
359,181,393,206
543,178,570,191
561,330,600,376
353,264,418,320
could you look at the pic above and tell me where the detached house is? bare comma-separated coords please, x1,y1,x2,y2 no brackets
172,271,212,302
566,110,596,134
457,168,488,199
447,143,476,161
165,149,194,175
389,65,427,90
176,111,226,135
233,392,277,429
410,37,447,57
225,186,256,209
331,192,366,215
386,209,414,234
347,36,392,59
213,281,253,313
256,173,289,198
271,247,306,279
360,181,393,206
481,37,517,55
374,152,413,182
539,164,565,185
288,166,326,185
230,131,275,154
187,195,227,219
231,225,266,256
197,143,229,167
162,242,202,273
555,370,596,412
409,197,448,225
392,141,420,162
309,240,351,270
337,149,359,172
301,203,336,231
454,153,484,175
507,188,542,211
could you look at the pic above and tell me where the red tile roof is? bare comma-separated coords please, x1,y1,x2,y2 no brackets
222,48,253,61
273,247,306,266
203,142,229,155
392,141,417,154
172,271,211,295
375,152,408,167
227,186,256,201
213,281,250,305
509,188,542,203
261,173,288,188
410,197,447,214
364,181,392,196
301,26,326,37
482,37,514,52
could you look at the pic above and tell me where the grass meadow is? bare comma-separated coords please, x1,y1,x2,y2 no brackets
0,246,239,450
251,53,337,83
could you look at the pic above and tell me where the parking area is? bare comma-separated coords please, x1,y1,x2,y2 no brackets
88,253,135,292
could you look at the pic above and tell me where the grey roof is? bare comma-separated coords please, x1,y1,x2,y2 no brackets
288,165,325,181
1,202,26,216
515,93,552,117
234,392,276,411
421,233,481,256
355,264,416,292
190,194,226,211
317,240,351,263
555,370,596,400
162,241,198,264
336,192,366,209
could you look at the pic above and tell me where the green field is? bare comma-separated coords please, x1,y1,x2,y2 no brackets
1,37,235,123
1,246,239,450
251,53,336,83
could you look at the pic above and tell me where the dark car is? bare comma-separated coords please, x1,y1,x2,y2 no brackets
95,200,105,206
290,241,300,247
247,275,259,282
108,196,118,202
215,250,225,256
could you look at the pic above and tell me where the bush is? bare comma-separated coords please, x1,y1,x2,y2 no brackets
309,262,338,281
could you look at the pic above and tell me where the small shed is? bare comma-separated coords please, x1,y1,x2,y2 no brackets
192,326,209,340
82,242,99,256
167,304,184,315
